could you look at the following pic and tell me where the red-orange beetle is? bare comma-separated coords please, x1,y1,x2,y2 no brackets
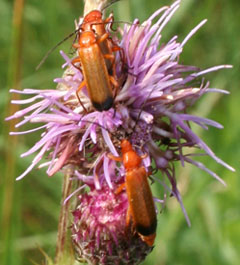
109,139,157,246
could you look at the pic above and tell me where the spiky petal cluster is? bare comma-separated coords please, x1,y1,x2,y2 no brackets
6,0,234,263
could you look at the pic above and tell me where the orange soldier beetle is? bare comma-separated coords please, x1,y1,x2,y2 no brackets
81,10,122,78
71,10,124,111
108,139,157,246
36,10,122,111
71,30,119,111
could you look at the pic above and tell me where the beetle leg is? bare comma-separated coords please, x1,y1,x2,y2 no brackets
141,153,148,159
72,57,82,71
109,75,119,88
107,153,122,162
108,38,124,63
104,15,114,29
103,53,115,61
115,182,126,194
98,32,109,44
76,80,88,113
103,52,117,80
72,43,80,49
126,206,132,227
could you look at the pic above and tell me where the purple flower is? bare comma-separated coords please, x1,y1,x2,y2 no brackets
6,0,234,262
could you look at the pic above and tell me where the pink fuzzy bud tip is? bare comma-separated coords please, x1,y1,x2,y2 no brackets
71,184,153,264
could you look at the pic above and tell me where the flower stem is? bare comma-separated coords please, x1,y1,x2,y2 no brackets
83,0,112,15
55,171,74,264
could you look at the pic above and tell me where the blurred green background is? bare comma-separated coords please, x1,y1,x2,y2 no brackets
1,0,239,264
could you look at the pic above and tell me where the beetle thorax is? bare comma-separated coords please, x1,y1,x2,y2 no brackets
84,10,102,23
79,31,97,47
123,150,142,170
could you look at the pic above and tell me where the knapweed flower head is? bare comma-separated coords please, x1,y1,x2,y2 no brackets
6,0,234,264
72,183,152,264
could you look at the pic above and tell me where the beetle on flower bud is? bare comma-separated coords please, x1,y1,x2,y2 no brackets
109,139,157,246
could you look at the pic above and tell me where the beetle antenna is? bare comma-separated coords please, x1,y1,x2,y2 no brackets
36,28,80,70
102,0,122,12
79,118,111,134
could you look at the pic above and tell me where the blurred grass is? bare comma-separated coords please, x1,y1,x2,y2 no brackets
0,0,239,264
